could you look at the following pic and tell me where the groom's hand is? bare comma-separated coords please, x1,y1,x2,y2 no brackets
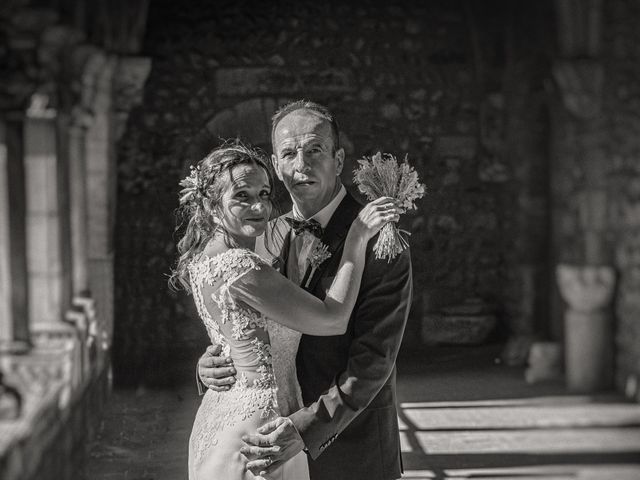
197,344,236,391
241,417,304,475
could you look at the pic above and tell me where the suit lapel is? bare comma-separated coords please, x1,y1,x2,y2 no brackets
268,216,293,279
302,193,361,293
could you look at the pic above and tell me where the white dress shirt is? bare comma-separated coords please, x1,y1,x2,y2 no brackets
288,185,347,284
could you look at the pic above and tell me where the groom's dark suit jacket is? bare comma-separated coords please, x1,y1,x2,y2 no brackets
266,192,412,480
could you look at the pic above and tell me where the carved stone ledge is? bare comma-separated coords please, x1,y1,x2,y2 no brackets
31,323,77,352
0,349,69,408
0,340,30,355
16,323,83,407
0,371,22,420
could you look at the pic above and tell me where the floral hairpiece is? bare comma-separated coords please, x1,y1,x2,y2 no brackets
179,165,207,206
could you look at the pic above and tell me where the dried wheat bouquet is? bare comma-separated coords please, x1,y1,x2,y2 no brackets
353,152,425,261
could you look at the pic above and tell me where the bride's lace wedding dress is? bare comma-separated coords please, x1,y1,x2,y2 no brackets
187,248,309,480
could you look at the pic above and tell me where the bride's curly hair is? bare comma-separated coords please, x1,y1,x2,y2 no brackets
169,142,277,292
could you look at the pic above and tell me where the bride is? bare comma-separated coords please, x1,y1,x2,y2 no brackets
169,144,399,480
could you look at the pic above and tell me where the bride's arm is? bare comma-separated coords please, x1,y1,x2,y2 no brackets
229,197,399,336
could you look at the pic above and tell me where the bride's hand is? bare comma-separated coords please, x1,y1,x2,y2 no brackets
351,196,400,241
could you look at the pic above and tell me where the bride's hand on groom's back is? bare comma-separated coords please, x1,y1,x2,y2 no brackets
197,344,237,391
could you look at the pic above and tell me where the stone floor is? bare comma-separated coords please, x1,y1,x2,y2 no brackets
83,345,640,480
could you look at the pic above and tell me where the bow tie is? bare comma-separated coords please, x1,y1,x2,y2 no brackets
285,217,324,238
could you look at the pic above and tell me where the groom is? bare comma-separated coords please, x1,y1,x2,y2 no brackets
197,100,412,480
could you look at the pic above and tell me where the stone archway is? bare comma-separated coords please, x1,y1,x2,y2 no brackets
188,98,291,212
204,98,277,149
190,97,356,213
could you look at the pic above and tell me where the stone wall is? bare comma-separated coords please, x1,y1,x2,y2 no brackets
603,0,640,393
113,0,555,383
550,0,640,395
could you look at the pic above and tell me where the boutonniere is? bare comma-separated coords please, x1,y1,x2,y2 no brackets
305,242,332,288
271,256,284,271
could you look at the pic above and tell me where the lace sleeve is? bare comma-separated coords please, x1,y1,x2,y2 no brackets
207,249,267,329
189,249,266,346
210,248,265,287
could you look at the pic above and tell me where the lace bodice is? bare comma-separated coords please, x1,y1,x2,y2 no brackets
187,249,302,463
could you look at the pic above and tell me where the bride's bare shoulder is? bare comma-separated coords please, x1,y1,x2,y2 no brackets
200,239,229,260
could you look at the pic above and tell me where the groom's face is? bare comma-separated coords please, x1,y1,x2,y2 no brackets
271,110,344,218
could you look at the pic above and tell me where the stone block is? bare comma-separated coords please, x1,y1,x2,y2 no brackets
86,178,109,257
500,334,536,367
215,68,355,96
478,159,510,182
525,341,563,383
26,213,62,275
435,136,477,160
234,99,270,144
565,309,614,392
380,102,402,120
24,152,57,214
578,189,608,231
29,273,63,326
86,133,110,173
422,313,496,345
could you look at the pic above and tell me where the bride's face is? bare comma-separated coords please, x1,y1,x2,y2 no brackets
216,163,273,245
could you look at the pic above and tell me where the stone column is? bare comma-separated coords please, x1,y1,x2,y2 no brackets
86,54,118,358
64,47,114,375
557,264,615,392
13,96,80,406
551,0,615,391
68,109,92,297
551,0,608,334
94,54,150,346
0,119,30,354
1,102,79,416
23,97,68,329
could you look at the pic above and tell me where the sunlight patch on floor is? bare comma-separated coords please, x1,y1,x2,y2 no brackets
402,465,640,480
414,428,640,454
401,403,640,430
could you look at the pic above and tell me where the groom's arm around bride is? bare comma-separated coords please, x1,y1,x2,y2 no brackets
244,196,412,480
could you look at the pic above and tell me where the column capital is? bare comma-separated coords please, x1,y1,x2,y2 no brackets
112,56,152,114
556,263,616,312
553,60,603,120
25,93,57,120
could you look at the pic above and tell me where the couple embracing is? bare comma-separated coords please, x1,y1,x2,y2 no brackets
170,100,413,480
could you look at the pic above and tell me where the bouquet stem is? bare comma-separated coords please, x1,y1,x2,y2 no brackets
374,223,409,262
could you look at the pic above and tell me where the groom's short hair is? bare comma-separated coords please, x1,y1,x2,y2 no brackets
271,100,341,153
